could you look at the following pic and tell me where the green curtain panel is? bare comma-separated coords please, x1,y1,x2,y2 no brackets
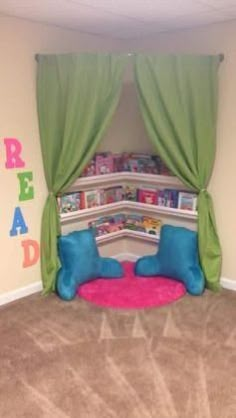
134,54,221,291
37,53,126,294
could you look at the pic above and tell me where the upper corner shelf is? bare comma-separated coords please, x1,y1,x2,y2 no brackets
67,172,185,192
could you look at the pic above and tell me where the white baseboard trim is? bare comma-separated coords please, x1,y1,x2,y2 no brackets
115,252,236,292
0,254,235,307
0,253,133,307
220,277,236,291
0,281,43,307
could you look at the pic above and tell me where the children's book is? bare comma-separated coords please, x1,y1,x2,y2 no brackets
178,192,197,211
81,158,96,177
59,193,81,213
164,189,179,208
124,185,137,201
138,187,157,205
113,153,123,172
157,189,165,206
95,153,114,175
81,190,100,209
125,214,145,231
121,153,131,171
128,159,139,172
88,214,125,236
151,155,162,174
142,216,162,235
95,223,111,236
112,213,126,224
103,186,123,204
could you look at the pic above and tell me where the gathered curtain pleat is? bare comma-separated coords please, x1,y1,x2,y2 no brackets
37,53,126,294
134,54,221,291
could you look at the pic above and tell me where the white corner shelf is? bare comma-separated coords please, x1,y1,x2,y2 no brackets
60,200,197,224
125,201,197,219
96,229,159,244
68,172,185,192
60,172,197,247
60,201,124,223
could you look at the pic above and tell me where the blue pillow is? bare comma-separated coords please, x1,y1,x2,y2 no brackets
135,225,205,295
57,229,124,300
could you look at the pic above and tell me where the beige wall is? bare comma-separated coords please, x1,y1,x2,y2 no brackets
0,17,126,295
99,63,153,154
129,20,236,281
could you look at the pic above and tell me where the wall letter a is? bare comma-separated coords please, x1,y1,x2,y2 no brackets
9,207,28,236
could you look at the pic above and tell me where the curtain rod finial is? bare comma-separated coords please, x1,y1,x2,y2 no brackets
35,54,39,62
219,53,224,62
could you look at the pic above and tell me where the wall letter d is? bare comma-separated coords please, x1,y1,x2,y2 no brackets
21,239,40,268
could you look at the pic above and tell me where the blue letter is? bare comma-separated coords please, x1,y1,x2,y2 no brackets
9,207,28,236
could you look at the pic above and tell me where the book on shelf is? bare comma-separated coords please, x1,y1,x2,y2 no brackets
95,152,114,175
130,153,160,174
158,189,179,208
156,189,179,208
128,158,139,173
112,213,126,224
102,186,124,204
78,152,175,178
88,213,126,236
87,212,164,238
113,153,123,172
177,191,197,211
137,186,158,205
124,185,137,201
125,214,146,232
80,190,100,209
142,216,162,235
81,158,96,177
58,193,81,213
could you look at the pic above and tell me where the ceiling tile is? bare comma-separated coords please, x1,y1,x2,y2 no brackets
0,0,236,39
157,9,235,28
199,0,236,7
112,23,171,40
68,0,215,21
0,0,137,34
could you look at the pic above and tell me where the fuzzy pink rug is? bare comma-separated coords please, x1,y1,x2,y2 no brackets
77,261,186,309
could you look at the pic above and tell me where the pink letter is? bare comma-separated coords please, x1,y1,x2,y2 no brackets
21,239,40,268
4,138,25,169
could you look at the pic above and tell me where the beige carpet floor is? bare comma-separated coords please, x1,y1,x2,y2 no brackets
0,288,236,418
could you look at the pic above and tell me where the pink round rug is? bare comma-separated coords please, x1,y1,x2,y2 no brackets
77,261,186,309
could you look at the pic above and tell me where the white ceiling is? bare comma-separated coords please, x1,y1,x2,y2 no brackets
0,0,236,39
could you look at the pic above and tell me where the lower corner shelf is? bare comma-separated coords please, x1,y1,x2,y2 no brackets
96,229,159,244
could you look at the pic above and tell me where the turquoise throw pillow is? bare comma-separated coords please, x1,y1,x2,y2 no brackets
57,229,124,300
135,225,205,295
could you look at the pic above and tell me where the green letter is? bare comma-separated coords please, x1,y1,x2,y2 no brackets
17,171,34,201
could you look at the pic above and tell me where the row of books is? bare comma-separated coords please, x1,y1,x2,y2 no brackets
81,152,173,177
57,186,123,213
88,213,162,237
137,188,197,211
58,186,197,213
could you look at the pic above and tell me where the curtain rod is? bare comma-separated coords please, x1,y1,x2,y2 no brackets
127,52,224,61
35,53,224,62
